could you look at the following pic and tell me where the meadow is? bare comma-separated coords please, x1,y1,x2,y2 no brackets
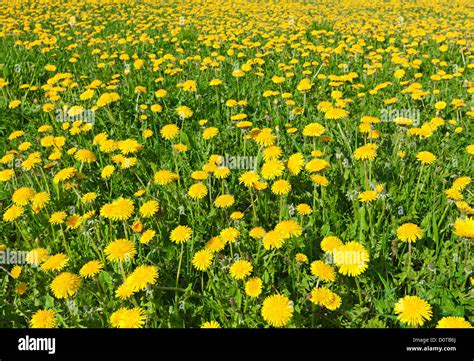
0,0,473,329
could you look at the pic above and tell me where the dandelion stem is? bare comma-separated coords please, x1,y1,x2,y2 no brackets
355,277,363,304
175,242,184,290
411,165,424,214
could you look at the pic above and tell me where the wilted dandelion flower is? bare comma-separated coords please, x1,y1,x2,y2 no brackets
110,307,146,328
261,294,293,327
16,282,26,295
310,261,336,282
30,310,56,328
229,260,253,280
79,260,103,278
201,321,220,328
170,225,192,244
50,272,81,299
192,249,213,271
397,223,423,243
436,316,472,328
394,295,432,327
245,277,263,297
104,239,136,262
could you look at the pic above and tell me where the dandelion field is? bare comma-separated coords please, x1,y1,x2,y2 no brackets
0,0,473,329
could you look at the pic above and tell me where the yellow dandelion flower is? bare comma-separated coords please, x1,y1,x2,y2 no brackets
170,225,192,244
394,295,432,327
245,277,263,298
41,253,69,272
229,260,253,280
104,239,136,262
310,261,336,282
397,223,423,243
110,307,146,328
192,249,213,271
140,200,159,218
79,260,103,278
261,294,293,327
30,310,56,328
50,272,81,299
